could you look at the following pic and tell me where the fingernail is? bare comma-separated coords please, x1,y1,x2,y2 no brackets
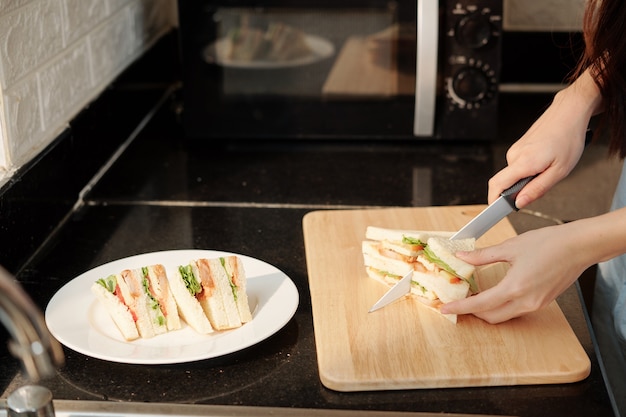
515,195,530,209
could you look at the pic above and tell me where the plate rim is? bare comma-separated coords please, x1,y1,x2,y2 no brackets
45,249,299,364
203,33,335,69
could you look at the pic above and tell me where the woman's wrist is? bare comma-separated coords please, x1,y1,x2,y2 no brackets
555,69,604,120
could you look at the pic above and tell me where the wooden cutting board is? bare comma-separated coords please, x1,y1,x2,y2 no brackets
302,205,591,392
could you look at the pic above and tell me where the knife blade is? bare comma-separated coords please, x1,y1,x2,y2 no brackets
368,270,413,312
369,175,534,313
449,175,535,240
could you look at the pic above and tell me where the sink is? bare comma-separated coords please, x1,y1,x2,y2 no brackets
0,399,511,417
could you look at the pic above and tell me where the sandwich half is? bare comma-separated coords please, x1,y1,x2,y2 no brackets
195,258,240,330
194,257,252,330
170,256,252,332
119,265,184,337
169,263,215,334
92,263,183,340
140,264,182,331
91,274,140,341
219,256,253,324
363,226,477,323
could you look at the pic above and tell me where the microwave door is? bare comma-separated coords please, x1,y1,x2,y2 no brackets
413,0,438,136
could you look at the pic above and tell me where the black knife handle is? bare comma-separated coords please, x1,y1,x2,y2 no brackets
500,176,536,210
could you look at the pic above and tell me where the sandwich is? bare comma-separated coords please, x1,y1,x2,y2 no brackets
263,22,312,61
170,256,252,332
137,264,182,332
227,26,268,62
92,256,253,339
362,226,477,323
91,264,182,340
91,273,140,341
227,21,311,62
219,256,253,324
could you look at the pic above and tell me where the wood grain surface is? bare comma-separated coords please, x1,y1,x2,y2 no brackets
302,205,591,392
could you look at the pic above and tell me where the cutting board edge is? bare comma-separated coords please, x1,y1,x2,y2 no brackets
318,358,592,392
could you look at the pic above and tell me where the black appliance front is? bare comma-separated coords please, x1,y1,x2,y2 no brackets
177,0,502,140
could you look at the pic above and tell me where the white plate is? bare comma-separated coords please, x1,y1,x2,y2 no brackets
45,250,299,365
203,34,335,69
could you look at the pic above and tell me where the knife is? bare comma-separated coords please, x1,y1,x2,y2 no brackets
368,270,414,313
448,175,534,240
368,175,534,313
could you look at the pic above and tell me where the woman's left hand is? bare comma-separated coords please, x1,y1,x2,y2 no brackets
440,224,588,323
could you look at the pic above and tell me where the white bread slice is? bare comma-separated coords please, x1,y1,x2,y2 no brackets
195,258,241,330
425,237,476,280
365,226,453,243
411,268,468,324
380,239,422,257
118,269,155,338
410,268,470,304
221,256,253,323
169,265,214,334
143,264,181,331
90,278,140,341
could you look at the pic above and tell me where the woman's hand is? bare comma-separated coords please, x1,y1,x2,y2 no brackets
489,70,603,208
488,110,588,208
440,224,589,324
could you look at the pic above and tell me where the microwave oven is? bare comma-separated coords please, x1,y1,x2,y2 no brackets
177,0,502,140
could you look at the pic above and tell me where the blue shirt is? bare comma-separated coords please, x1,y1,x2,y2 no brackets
593,159,626,414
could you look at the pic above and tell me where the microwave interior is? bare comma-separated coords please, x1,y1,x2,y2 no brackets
177,0,502,140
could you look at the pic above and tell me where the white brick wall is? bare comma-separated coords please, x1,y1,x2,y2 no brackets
0,0,176,184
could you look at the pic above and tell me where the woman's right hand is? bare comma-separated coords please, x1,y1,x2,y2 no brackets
488,70,603,208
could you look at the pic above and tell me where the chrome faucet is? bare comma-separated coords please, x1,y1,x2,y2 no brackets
0,265,64,381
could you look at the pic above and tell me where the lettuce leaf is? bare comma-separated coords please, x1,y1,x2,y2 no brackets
401,235,427,246
96,275,117,293
422,245,478,292
179,265,202,296
220,257,238,301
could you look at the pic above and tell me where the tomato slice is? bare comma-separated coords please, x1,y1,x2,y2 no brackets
115,284,138,322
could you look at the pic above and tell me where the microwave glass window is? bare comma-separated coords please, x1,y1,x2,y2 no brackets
205,7,414,98
178,0,502,139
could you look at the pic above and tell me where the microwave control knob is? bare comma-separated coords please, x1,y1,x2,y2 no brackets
455,12,493,49
447,64,496,108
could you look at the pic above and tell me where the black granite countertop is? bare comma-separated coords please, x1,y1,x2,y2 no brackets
0,33,616,416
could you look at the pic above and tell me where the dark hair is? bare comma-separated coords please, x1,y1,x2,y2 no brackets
572,0,626,158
